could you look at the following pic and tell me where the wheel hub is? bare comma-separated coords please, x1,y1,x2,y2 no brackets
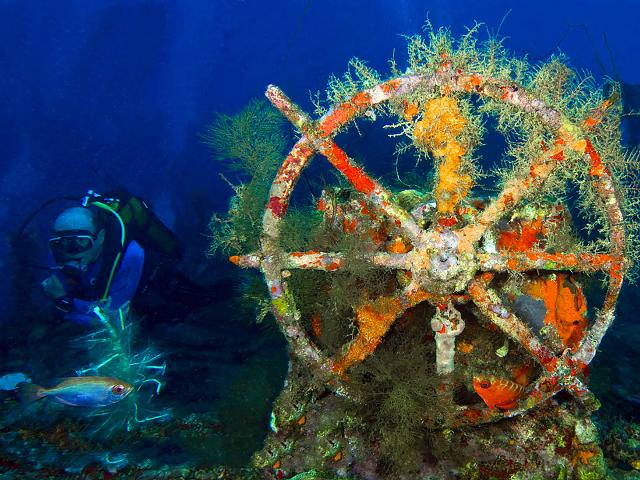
409,229,478,295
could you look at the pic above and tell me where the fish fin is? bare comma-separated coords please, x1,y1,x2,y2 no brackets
512,363,534,386
16,382,45,405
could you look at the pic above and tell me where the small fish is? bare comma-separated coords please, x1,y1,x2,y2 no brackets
473,375,524,410
17,376,133,407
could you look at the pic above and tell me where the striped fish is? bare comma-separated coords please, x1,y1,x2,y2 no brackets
17,376,132,407
473,375,524,410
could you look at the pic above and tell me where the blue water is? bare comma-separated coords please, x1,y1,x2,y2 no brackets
1,1,639,478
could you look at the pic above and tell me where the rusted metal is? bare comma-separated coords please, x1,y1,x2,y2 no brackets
477,251,622,273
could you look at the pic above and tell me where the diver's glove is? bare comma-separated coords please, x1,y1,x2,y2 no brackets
60,298,113,326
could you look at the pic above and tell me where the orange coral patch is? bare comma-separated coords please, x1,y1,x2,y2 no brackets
325,261,341,272
385,237,412,253
311,313,322,338
463,408,482,422
574,448,597,465
381,78,401,94
413,96,472,214
327,143,376,195
319,92,371,136
549,149,565,161
457,340,474,354
585,139,608,177
524,274,588,349
342,217,357,233
332,296,404,374
497,217,544,252
438,215,458,227
368,227,387,245
583,117,598,129
403,101,419,121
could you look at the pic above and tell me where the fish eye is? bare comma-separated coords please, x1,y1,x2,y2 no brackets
112,384,126,394
480,381,490,389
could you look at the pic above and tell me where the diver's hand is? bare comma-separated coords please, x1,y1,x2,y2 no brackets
41,276,67,299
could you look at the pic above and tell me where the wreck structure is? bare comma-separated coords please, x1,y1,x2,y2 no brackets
217,25,637,479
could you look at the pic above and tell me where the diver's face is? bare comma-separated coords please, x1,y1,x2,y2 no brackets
51,229,105,269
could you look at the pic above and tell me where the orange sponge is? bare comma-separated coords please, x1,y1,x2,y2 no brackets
413,97,472,214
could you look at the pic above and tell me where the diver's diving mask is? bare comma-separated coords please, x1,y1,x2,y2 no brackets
48,229,96,261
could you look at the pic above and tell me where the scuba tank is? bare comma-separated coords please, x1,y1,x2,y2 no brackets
81,190,184,301
82,190,183,260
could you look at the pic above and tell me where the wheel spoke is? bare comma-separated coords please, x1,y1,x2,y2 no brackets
458,145,565,248
468,275,558,372
281,251,411,272
319,142,424,242
266,84,424,245
284,251,345,272
331,292,409,376
477,251,623,273
402,281,470,307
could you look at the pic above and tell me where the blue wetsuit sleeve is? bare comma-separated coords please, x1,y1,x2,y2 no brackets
64,302,97,325
106,241,145,310
48,242,144,325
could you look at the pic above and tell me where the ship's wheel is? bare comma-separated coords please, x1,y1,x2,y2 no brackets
231,61,625,427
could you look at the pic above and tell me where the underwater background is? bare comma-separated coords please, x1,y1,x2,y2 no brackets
1,0,640,478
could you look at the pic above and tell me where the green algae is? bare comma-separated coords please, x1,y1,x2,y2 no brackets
204,99,287,255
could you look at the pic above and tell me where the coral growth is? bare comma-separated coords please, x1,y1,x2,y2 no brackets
413,96,473,215
204,99,287,255
332,296,404,375
523,274,588,350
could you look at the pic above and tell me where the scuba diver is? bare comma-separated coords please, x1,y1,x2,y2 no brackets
42,205,141,324
39,190,199,325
